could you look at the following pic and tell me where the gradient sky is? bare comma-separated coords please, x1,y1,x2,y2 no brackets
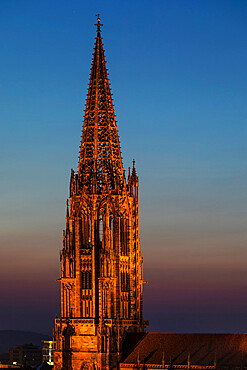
1,0,247,335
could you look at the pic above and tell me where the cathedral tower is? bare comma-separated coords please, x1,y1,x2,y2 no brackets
54,17,145,370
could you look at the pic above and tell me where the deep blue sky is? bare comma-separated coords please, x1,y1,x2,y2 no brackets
1,0,247,335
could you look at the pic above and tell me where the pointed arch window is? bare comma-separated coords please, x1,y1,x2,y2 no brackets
81,270,92,289
99,216,103,244
120,218,128,255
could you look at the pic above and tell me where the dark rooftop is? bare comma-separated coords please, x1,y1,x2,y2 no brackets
121,333,247,367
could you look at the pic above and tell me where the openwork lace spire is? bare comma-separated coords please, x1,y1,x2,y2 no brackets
78,16,124,192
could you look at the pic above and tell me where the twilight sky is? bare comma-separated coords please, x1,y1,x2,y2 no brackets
1,0,247,335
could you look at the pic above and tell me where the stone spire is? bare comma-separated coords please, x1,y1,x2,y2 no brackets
78,15,124,192
54,17,145,370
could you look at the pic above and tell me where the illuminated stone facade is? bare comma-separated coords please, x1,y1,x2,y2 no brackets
53,17,145,370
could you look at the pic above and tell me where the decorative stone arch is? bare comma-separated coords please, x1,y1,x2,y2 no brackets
97,195,116,216
118,193,131,216
77,196,92,217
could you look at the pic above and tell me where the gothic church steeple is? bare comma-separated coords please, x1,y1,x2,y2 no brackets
54,17,145,370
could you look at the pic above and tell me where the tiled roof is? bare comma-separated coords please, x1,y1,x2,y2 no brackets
121,333,247,367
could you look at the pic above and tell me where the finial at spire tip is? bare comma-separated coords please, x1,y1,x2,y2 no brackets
95,13,103,33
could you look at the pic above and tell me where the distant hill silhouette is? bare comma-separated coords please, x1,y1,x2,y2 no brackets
0,330,51,354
